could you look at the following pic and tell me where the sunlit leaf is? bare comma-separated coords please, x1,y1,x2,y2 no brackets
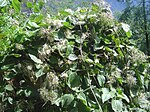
111,100,123,112
28,21,40,28
59,10,71,16
95,63,104,68
97,75,105,87
102,88,116,103
126,31,132,38
85,58,93,63
12,0,21,12
5,84,14,91
33,5,40,13
68,54,78,61
92,4,99,12
77,92,87,105
26,2,33,8
118,93,130,103
10,53,21,58
63,22,74,29
29,54,43,64
8,97,13,104
35,68,44,78
102,88,111,103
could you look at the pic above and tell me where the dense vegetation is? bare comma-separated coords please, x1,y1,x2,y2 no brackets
0,0,149,112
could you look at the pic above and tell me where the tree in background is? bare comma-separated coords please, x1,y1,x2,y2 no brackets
117,0,150,56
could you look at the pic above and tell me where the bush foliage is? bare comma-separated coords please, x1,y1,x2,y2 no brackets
0,0,149,112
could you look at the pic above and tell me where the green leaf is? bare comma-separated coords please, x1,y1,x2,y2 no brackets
63,22,74,29
50,56,58,64
117,48,124,57
28,21,40,28
105,47,113,52
59,10,71,16
33,5,40,13
12,0,21,12
68,71,80,88
114,38,120,47
92,109,102,112
77,101,91,112
0,0,7,7
104,38,110,44
102,88,116,103
95,63,104,69
85,58,93,63
66,44,74,56
97,75,105,87
70,108,78,112
35,68,44,78
29,54,43,64
61,94,74,107
34,14,43,23
68,54,78,61
26,2,33,8
118,93,130,103
102,88,111,103
54,98,61,106
92,4,99,12
4,73,16,81
10,53,21,58
126,31,132,38
8,97,13,104
77,92,87,105
113,50,118,57
24,89,32,97
111,100,123,112
5,84,14,91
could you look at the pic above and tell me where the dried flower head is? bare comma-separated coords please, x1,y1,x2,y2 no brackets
39,87,58,104
15,43,24,50
39,72,60,103
127,46,148,63
46,72,59,89
138,93,150,110
126,74,136,87
38,44,51,61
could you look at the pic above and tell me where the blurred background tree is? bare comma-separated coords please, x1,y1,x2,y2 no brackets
116,0,150,56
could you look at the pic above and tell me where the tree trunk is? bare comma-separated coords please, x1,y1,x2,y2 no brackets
142,0,150,56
